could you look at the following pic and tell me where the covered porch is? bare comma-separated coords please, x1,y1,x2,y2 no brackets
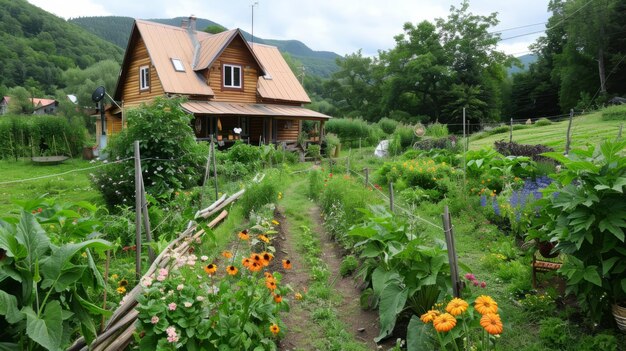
182,101,331,146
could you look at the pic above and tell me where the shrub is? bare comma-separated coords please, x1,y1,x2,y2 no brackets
324,118,374,146
227,141,261,165
307,169,323,200
601,104,626,121
534,118,553,126
240,174,279,217
394,124,415,149
494,140,554,163
92,97,208,208
425,122,448,138
413,136,460,152
306,144,321,159
539,317,570,349
323,133,340,156
378,117,398,135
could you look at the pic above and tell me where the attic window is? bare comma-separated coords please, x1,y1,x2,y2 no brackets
223,64,242,88
171,58,185,72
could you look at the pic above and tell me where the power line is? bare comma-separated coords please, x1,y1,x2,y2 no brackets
489,22,547,34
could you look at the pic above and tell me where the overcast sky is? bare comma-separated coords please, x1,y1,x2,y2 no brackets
28,0,551,58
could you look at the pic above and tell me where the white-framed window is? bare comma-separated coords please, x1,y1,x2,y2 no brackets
223,64,242,88
171,58,185,72
140,65,150,90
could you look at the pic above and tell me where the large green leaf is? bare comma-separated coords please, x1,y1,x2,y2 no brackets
15,212,50,269
0,290,23,324
0,342,20,351
583,266,602,287
406,315,433,351
374,278,408,342
0,226,25,259
24,301,63,351
39,239,111,292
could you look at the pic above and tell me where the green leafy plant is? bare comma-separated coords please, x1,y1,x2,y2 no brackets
533,140,626,322
0,202,112,350
339,255,358,277
348,206,451,342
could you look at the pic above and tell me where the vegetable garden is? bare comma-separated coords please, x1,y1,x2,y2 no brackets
1,100,625,350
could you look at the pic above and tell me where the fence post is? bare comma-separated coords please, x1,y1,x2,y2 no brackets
359,138,362,150
364,168,369,187
140,180,155,263
211,136,218,200
564,109,574,155
442,206,461,297
509,118,513,143
617,123,623,141
389,182,394,213
346,148,351,175
134,140,142,281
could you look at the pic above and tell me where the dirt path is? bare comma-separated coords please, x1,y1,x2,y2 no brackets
275,179,385,350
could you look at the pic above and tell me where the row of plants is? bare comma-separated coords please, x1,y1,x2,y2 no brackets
0,114,87,159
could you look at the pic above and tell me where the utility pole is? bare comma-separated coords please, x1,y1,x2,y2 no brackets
251,1,259,47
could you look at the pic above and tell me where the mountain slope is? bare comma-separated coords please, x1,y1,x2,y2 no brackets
508,54,538,75
70,16,340,77
0,0,124,92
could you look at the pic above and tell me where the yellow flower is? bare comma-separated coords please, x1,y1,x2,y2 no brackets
272,220,280,226
221,250,233,259
116,286,126,295
204,263,217,275
258,234,270,243
433,313,457,332
420,309,441,323
445,298,468,316
270,323,280,335
110,274,119,280
295,292,303,300
226,265,238,276
474,295,498,315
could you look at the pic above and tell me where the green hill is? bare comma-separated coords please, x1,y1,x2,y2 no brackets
0,0,124,93
508,54,537,75
469,109,625,152
70,16,341,78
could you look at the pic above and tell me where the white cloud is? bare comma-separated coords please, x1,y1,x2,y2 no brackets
27,0,550,56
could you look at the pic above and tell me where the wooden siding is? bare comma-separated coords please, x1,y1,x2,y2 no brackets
275,118,300,141
121,35,165,107
207,36,260,103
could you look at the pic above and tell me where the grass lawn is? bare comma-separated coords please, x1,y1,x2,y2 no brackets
0,158,103,215
470,112,624,152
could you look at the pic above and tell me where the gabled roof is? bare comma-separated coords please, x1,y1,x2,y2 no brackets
115,19,310,104
1,96,57,107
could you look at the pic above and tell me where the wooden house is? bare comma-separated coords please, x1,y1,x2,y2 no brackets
109,16,330,145
1,96,58,115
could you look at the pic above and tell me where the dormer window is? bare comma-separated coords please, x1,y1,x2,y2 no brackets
140,65,150,90
223,64,242,89
171,58,185,72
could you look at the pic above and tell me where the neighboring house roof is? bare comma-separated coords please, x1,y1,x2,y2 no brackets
1,96,57,108
116,19,310,104
182,101,330,119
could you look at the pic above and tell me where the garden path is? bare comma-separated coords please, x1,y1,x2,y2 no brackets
276,179,384,350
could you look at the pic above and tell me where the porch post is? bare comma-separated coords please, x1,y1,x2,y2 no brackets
320,120,325,141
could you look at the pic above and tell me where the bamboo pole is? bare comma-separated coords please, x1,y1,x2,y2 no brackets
134,141,142,281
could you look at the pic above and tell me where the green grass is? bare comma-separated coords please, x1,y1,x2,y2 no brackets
470,111,624,152
0,158,103,215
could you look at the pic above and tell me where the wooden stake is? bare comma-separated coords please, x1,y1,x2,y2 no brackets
617,123,623,141
63,132,73,158
101,250,110,332
211,137,218,200
140,179,155,263
564,109,574,155
509,118,513,143
364,168,369,187
134,141,142,281
442,206,461,297
389,182,395,213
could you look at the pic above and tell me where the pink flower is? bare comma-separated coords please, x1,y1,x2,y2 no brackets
141,277,153,287
167,334,179,343
200,255,209,262
177,284,184,291
480,281,487,288
166,326,176,336
159,268,169,277
464,273,476,281
150,316,159,324
473,281,480,287
168,302,177,311
157,274,166,282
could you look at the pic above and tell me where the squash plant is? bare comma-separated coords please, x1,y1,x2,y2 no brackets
348,206,451,342
534,140,626,322
0,200,112,350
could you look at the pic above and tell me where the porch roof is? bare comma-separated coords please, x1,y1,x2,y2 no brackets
181,101,331,120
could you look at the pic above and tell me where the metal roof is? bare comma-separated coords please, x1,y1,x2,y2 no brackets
135,20,214,97
181,101,331,119
253,44,310,103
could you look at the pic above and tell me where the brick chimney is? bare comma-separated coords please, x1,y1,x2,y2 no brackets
186,15,200,69
189,15,197,31
181,17,189,29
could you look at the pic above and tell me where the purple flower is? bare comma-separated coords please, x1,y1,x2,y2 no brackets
480,195,487,207
492,197,501,216
465,273,476,281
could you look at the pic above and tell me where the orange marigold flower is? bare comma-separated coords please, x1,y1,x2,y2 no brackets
238,230,250,241
226,265,238,276
270,323,280,335
264,272,274,279
242,257,251,267
258,234,270,243
474,295,498,315
265,279,277,291
204,263,217,275
480,313,503,335
282,259,292,270
251,253,263,264
273,294,283,303
446,298,469,316
221,250,233,259
248,261,262,272
420,310,441,323
433,313,457,333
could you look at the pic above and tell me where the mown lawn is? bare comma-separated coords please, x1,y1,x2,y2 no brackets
470,112,624,152
0,158,103,215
